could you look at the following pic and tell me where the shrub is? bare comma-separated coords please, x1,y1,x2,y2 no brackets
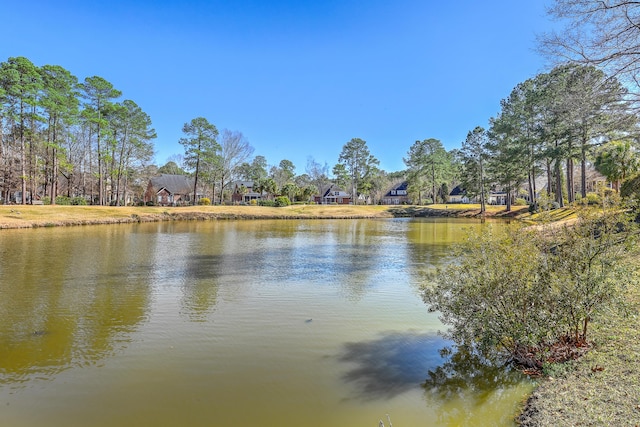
585,192,601,205
71,197,87,205
250,199,257,206
258,199,275,207
55,196,71,205
146,201,156,206
514,198,527,206
274,196,291,207
199,197,211,205
423,205,637,370
41,196,51,205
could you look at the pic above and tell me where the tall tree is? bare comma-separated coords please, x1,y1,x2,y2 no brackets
404,138,452,204
110,100,156,205
40,64,80,204
270,159,296,190
305,156,331,195
336,138,379,204
0,57,42,204
158,160,186,175
238,155,268,182
216,129,253,204
460,127,490,213
179,117,219,205
82,76,121,205
561,65,636,198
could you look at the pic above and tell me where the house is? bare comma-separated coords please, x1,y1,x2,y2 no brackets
488,191,508,205
381,181,410,205
314,184,352,204
231,181,265,203
144,174,197,206
448,186,469,203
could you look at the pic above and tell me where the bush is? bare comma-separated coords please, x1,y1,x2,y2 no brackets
514,198,527,206
586,192,601,205
55,196,71,205
41,196,51,205
146,201,156,206
423,205,637,370
274,196,291,207
199,197,211,205
250,199,257,206
71,197,87,205
258,199,275,207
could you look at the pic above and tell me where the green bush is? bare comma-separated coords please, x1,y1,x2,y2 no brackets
250,199,257,206
146,201,156,206
41,196,51,205
586,192,601,205
514,198,527,206
55,196,71,205
423,205,636,369
198,197,211,206
274,196,291,207
258,200,275,207
71,197,87,205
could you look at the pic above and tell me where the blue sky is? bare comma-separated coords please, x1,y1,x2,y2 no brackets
1,0,556,174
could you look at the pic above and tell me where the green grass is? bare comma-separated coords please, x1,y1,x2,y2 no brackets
518,253,640,426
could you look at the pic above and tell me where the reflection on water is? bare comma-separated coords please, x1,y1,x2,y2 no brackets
340,331,449,400
0,218,532,427
0,227,150,386
423,346,531,426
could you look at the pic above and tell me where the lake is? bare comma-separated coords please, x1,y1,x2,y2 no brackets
0,218,532,426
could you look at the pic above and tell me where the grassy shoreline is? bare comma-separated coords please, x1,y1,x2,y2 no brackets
0,203,528,229
518,256,640,425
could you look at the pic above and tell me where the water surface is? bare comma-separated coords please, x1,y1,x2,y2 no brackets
0,218,532,426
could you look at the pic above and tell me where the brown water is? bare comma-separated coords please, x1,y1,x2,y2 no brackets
0,218,532,426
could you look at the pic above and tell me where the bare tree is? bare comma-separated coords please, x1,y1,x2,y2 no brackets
217,129,253,204
540,1,640,93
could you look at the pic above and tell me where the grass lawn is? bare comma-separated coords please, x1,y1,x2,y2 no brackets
0,203,534,229
519,252,640,425
0,204,398,229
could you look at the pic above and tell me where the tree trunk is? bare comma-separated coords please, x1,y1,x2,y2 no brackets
555,158,564,207
581,146,587,198
546,160,553,199
566,157,574,204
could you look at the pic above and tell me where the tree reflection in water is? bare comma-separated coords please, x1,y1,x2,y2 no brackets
340,332,448,400
423,346,530,425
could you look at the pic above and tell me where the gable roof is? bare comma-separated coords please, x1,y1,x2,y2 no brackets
384,180,409,197
449,185,465,196
318,184,350,197
149,174,194,195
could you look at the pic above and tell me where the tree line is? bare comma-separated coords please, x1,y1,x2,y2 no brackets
3,50,640,207
0,56,156,205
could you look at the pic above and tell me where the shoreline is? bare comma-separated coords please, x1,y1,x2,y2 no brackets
0,204,528,229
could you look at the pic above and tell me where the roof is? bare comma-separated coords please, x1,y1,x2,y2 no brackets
318,184,350,197
384,180,409,197
449,185,465,196
149,174,194,195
